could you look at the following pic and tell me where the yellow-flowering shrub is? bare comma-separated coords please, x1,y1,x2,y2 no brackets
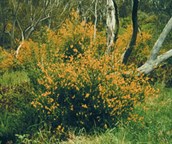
14,11,157,133
31,50,156,131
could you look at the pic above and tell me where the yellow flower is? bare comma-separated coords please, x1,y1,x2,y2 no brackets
70,105,74,111
85,93,90,98
82,104,88,109
73,48,78,53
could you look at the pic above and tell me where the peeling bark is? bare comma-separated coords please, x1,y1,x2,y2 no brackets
106,0,116,54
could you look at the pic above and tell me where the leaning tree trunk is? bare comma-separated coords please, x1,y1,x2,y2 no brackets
113,0,119,42
106,0,119,54
122,0,138,64
138,17,172,74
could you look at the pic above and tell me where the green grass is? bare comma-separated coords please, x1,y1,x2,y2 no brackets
0,71,37,144
0,71,29,87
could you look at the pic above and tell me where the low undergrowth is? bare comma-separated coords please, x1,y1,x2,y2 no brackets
15,86,172,144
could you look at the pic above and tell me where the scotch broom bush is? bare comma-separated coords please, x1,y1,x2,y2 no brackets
32,52,156,131
12,11,158,136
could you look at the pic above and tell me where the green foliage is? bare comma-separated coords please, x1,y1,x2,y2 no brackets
16,127,60,144
0,112,17,143
0,71,30,111
0,71,29,86
0,71,39,143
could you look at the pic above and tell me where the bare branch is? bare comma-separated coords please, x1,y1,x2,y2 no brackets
138,16,172,74
138,49,172,74
16,19,24,41
15,41,24,58
15,19,25,58
149,17,172,61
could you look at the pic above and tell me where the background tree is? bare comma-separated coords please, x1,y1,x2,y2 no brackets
0,0,75,49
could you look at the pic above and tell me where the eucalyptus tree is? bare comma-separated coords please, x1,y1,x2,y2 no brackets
0,0,14,48
107,0,172,74
140,0,172,17
106,0,119,54
76,0,106,23
138,17,172,74
0,0,75,50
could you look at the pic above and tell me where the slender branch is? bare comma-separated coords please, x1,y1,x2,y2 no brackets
15,41,24,58
60,2,69,16
40,15,51,22
93,0,98,40
15,19,24,57
16,19,24,41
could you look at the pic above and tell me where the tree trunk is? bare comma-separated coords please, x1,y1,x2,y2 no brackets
113,0,119,42
106,0,116,54
122,0,138,64
94,0,98,40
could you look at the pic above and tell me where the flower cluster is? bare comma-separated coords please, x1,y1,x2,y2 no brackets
0,47,14,72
